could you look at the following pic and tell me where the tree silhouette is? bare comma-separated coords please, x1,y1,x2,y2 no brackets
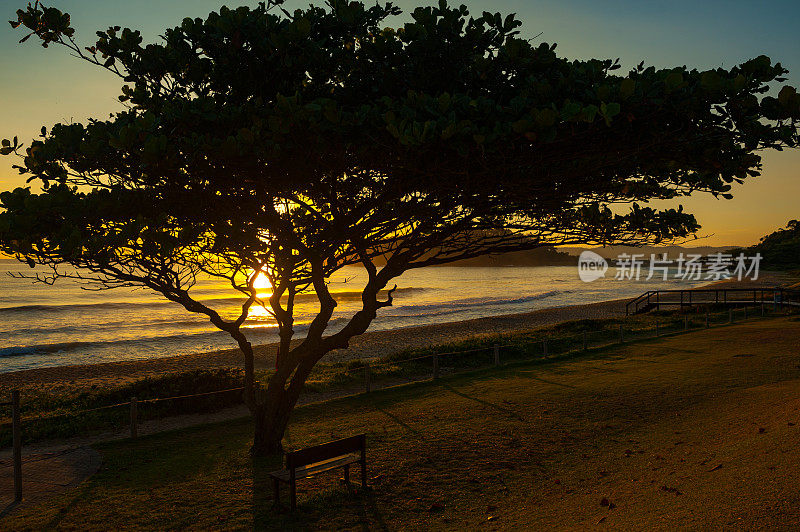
734,219,800,269
2,0,798,454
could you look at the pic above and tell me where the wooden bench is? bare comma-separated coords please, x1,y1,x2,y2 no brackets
269,434,367,510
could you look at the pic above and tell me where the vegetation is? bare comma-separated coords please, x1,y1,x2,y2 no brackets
0,369,245,447
2,0,798,454
436,244,576,266
732,220,800,270
3,316,800,529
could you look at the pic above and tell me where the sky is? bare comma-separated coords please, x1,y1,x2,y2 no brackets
0,0,798,247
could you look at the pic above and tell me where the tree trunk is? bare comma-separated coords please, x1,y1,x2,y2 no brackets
251,406,290,456
231,332,256,408
245,274,391,455
250,378,295,456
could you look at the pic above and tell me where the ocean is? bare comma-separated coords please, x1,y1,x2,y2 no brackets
0,259,709,372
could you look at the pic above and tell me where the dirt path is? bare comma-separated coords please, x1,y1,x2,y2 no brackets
0,447,101,516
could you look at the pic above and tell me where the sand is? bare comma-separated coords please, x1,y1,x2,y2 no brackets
0,298,629,393
1,270,795,394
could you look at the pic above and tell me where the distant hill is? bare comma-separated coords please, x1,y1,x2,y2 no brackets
729,220,800,271
559,244,734,259
443,246,576,267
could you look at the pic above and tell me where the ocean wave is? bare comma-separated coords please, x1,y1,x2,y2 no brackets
0,301,176,314
0,317,349,359
0,333,251,359
3,317,212,337
0,287,430,315
385,290,569,316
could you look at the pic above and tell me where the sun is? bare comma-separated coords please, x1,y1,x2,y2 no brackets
253,272,272,290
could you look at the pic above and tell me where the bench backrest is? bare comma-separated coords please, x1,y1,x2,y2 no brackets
286,434,365,469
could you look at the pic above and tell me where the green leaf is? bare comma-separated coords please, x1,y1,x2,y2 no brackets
701,70,722,91
665,71,683,90
296,18,311,36
535,108,557,127
619,78,635,100
605,103,620,118
778,86,797,106
440,123,456,140
438,93,451,112
511,119,529,133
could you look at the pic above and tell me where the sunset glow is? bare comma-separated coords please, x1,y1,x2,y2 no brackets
253,272,272,291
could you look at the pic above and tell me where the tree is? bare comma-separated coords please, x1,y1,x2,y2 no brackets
2,0,798,454
732,220,800,270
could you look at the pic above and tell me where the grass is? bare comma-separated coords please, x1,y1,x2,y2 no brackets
4,313,800,529
0,305,772,447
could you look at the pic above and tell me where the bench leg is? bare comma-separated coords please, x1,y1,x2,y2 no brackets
360,459,367,489
290,479,297,511
344,464,350,484
273,478,280,506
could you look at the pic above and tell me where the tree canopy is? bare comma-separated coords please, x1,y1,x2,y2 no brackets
733,220,800,270
2,0,799,453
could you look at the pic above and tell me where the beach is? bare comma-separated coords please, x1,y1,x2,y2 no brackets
0,298,627,394
0,262,718,373
1,271,795,396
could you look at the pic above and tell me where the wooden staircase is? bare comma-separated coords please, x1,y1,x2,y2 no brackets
626,287,800,315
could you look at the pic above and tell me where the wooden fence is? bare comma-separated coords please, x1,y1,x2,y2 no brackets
626,287,800,315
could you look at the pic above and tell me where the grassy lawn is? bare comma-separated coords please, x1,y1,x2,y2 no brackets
4,316,800,530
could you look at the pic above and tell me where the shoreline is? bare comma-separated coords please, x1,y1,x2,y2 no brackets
1,272,795,393
0,298,628,392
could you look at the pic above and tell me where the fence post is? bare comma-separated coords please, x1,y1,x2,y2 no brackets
744,305,748,319
684,316,688,331
364,365,371,393
542,338,548,357
493,344,500,366
729,308,734,323
432,354,439,380
582,331,588,351
619,325,624,343
761,301,765,316
12,389,22,503
130,397,138,439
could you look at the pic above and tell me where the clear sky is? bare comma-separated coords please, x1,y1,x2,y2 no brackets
1,0,798,246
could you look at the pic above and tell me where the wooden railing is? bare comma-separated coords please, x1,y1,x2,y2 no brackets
626,287,800,315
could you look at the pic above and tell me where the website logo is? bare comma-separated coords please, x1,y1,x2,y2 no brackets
578,250,608,282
